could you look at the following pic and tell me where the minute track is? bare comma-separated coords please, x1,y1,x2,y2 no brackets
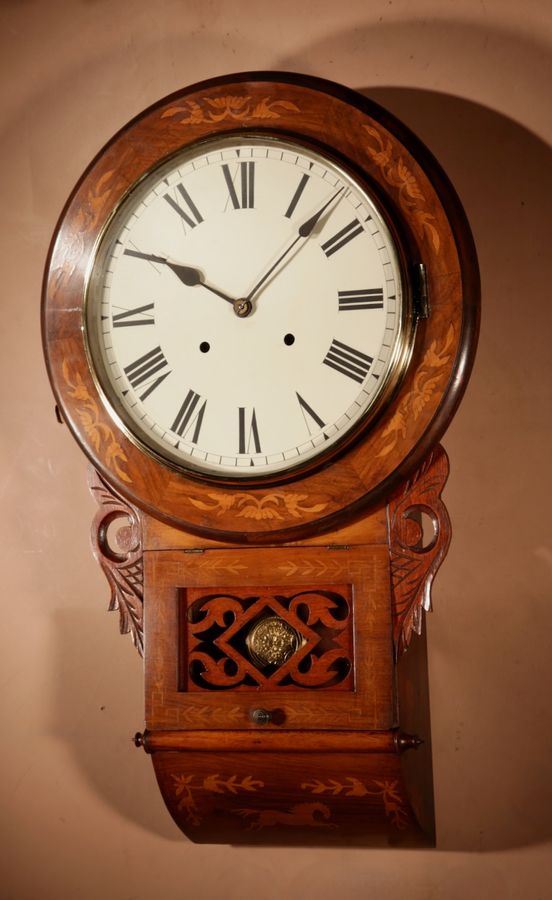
91,135,405,478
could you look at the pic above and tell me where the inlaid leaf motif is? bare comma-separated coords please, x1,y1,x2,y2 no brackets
377,325,455,459
171,773,264,826
160,95,299,125
187,491,328,521
363,124,440,253
64,361,132,483
301,776,410,829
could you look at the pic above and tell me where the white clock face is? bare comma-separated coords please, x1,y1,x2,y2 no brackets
86,134,410,479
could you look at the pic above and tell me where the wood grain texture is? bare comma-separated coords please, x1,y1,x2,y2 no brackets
86,456,442,845
43,72,479,542
151,750,431,846
141,502,388,550
144,546,394,732
47,72,474,846
88,467,144,655
184,585,354,692
388,444,451,653
139,729,402,753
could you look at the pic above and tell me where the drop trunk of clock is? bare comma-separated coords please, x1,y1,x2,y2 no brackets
90,443,449,845
43,72,479,845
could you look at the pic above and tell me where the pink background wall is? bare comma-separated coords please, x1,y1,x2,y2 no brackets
1,1,551,897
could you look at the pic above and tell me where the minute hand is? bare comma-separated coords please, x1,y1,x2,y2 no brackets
244,187,344,303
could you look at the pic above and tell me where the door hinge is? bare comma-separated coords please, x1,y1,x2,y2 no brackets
326,544,351,551
412,263,430,320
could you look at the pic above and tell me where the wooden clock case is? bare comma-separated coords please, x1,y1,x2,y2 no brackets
42,72,479,846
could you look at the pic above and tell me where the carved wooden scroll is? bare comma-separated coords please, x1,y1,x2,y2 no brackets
387,445,451,655
88,467,144,656
184,586,353,692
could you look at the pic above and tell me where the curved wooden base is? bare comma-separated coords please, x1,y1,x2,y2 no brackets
91,446,449,845
151,745,432,847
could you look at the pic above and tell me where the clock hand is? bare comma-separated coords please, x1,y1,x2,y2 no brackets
123,249,236,305
244,187,345,303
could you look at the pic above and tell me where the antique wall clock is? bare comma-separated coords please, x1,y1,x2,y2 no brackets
42,72,479,845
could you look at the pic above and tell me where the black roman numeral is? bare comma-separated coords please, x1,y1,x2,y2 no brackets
238,407,261,454
323,339,373,384
171,390,207,443
338,288,384,311
112,303,155,327
285,173,310,218
222,162,255,209
296,392,325,435
321,219,363,257
164,184,203,228
123,346,171,401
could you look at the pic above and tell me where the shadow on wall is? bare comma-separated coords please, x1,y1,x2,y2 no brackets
52,608,180,841
49,87,552,853
354,87,552,855
42,10,551,849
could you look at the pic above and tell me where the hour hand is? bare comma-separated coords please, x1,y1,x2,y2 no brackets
123,249,235,304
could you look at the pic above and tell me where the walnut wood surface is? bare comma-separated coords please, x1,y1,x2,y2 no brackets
396,626,436,844
43,71,479,543
88,467,144,655
388,444,451,654
184,584,354,693
144,546,394,732
142,503,388,550
140,730,400,753
151,750,431,846
87,451,447,845
46,70,476,845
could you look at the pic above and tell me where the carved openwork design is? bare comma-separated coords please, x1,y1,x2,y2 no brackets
387,445,451,654
182,586,354,692
88,467,144,656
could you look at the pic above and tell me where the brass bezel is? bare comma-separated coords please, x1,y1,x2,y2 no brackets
83,131,416,487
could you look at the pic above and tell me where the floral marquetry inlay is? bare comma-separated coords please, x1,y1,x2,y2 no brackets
363,125,440,254
64,362,131,484
301,777,409,830
187,491,328,521
172,773,264,827
161,95,300,124
377,325,456,459
43,71,479,848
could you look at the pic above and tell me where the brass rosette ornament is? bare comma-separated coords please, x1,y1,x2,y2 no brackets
246,616,302,668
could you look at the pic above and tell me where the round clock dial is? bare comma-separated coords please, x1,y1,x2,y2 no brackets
86,134,411,480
